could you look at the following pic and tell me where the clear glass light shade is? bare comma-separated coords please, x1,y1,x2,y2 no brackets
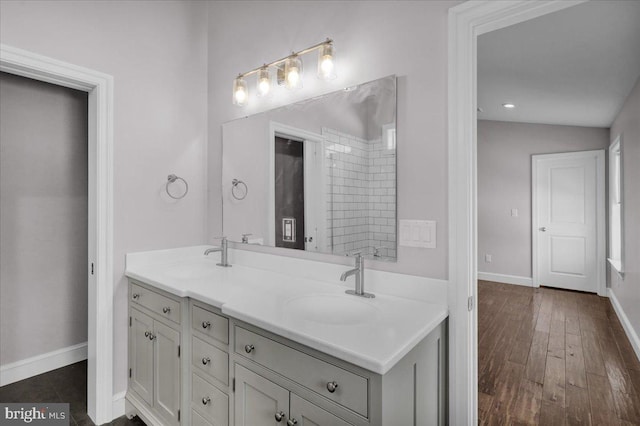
233,76,248,106
257,67,271,97
317,43,336,80
284,55,303,90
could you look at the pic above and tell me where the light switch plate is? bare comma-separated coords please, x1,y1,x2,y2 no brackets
399,220,436,248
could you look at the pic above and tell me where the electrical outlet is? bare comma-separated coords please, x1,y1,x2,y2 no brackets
485,254,492,263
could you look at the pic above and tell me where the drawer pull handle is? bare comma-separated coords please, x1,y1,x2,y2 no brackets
326,381,339,393
162,306,171,314
274,411,285,422
202,321,211,329
202,357,211,365
202,396,211,405
244,344,255,354
287,419,298,426
132,293,140,300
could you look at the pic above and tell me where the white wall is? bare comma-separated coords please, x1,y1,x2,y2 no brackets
208,0,455,278
0,72,88,365
477,120,609,279
609,77,640,345
0,0,209,396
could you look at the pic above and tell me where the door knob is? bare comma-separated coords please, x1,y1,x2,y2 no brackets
539,227,547,232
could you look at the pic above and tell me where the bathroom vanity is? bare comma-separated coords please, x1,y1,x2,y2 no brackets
125,246,448,426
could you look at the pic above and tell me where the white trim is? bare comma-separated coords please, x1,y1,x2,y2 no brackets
447,1,586,424
608,135,625,277
0,342,88,386
531,150,606,296
0,44,114,424
608,289,640,363
477,272,533,287
112,391,127,419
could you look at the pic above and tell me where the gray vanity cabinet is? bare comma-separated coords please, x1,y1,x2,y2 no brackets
290,394,354,426
128,281,183,426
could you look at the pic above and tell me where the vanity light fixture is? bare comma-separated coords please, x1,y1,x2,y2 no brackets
502,102,516,109
232,38,336,106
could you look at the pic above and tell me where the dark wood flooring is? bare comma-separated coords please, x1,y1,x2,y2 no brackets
0,360,144,426
478,280,640,425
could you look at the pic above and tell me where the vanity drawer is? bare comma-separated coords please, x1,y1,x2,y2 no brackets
234,326,368,417
192,305,229,345
130,282,181,324
192,373,228,425
192,336,228,385
191,409,213,426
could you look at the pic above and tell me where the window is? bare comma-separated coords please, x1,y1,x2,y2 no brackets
609,136,624,276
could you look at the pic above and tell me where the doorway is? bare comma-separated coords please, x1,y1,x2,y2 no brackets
0,45,114,424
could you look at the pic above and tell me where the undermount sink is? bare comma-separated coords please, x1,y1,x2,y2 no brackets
285,294,379,325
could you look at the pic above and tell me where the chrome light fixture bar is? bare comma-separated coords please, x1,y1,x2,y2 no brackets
232,38,335,106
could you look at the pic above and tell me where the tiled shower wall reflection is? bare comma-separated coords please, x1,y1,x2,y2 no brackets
323,127,396,259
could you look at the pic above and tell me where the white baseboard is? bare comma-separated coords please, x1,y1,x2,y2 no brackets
112,390,127,419
477,272,533,287
0,342,88,386
608,289,640,362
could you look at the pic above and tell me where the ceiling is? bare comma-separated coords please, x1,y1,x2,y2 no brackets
477,1,640,128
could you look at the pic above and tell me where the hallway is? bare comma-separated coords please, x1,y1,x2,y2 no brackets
478,281,640,425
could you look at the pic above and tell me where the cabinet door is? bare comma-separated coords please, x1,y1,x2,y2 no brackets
130,308,153,405
154,320,181,425
235,364,289,426
289,394,353,426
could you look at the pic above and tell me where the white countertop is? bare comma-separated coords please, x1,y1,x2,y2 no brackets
125,246,448,375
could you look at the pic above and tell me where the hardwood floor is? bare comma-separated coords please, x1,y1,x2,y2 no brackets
478,280,640,425
0,361,145,426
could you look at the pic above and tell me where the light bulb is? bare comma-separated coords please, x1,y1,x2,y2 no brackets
317,42,336,80
257,67,271,97
284,55,303,90
232,76,248,106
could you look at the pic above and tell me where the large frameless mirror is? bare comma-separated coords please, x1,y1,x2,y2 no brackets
222,75,397,261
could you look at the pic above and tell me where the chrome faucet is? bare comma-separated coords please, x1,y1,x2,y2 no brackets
204,237,231,267
341,253,374,298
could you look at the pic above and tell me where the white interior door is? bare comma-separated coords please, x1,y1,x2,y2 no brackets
533,150,604,293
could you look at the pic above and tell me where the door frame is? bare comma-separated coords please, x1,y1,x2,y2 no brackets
447,1,587,424
531,150,606,296
0,44,114,424
268,121,326,250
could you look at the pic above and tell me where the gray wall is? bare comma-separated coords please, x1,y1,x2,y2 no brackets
609,77,640,342
208,1,457,278
0,1,209,395
0,72,88,364
477,120,609,278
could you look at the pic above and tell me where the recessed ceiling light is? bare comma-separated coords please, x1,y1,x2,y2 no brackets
502,103,516,109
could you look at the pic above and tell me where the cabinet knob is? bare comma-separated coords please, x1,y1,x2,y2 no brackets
132,293,140,300
144,331,150,338
244,344,255,354
202,321,211,329
274,411,285,422
202,396,211,405
202,357,211,365
148,333,156,341
287,419,298,426
162,306,171,314
326,381,339,393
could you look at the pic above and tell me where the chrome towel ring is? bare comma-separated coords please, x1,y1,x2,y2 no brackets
232,179,248,200
166,174,188,199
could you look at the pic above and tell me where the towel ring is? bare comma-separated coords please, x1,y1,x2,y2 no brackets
166,174,188,199
231,179,248,200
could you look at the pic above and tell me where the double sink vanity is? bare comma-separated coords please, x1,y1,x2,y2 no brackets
124,245,448,426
